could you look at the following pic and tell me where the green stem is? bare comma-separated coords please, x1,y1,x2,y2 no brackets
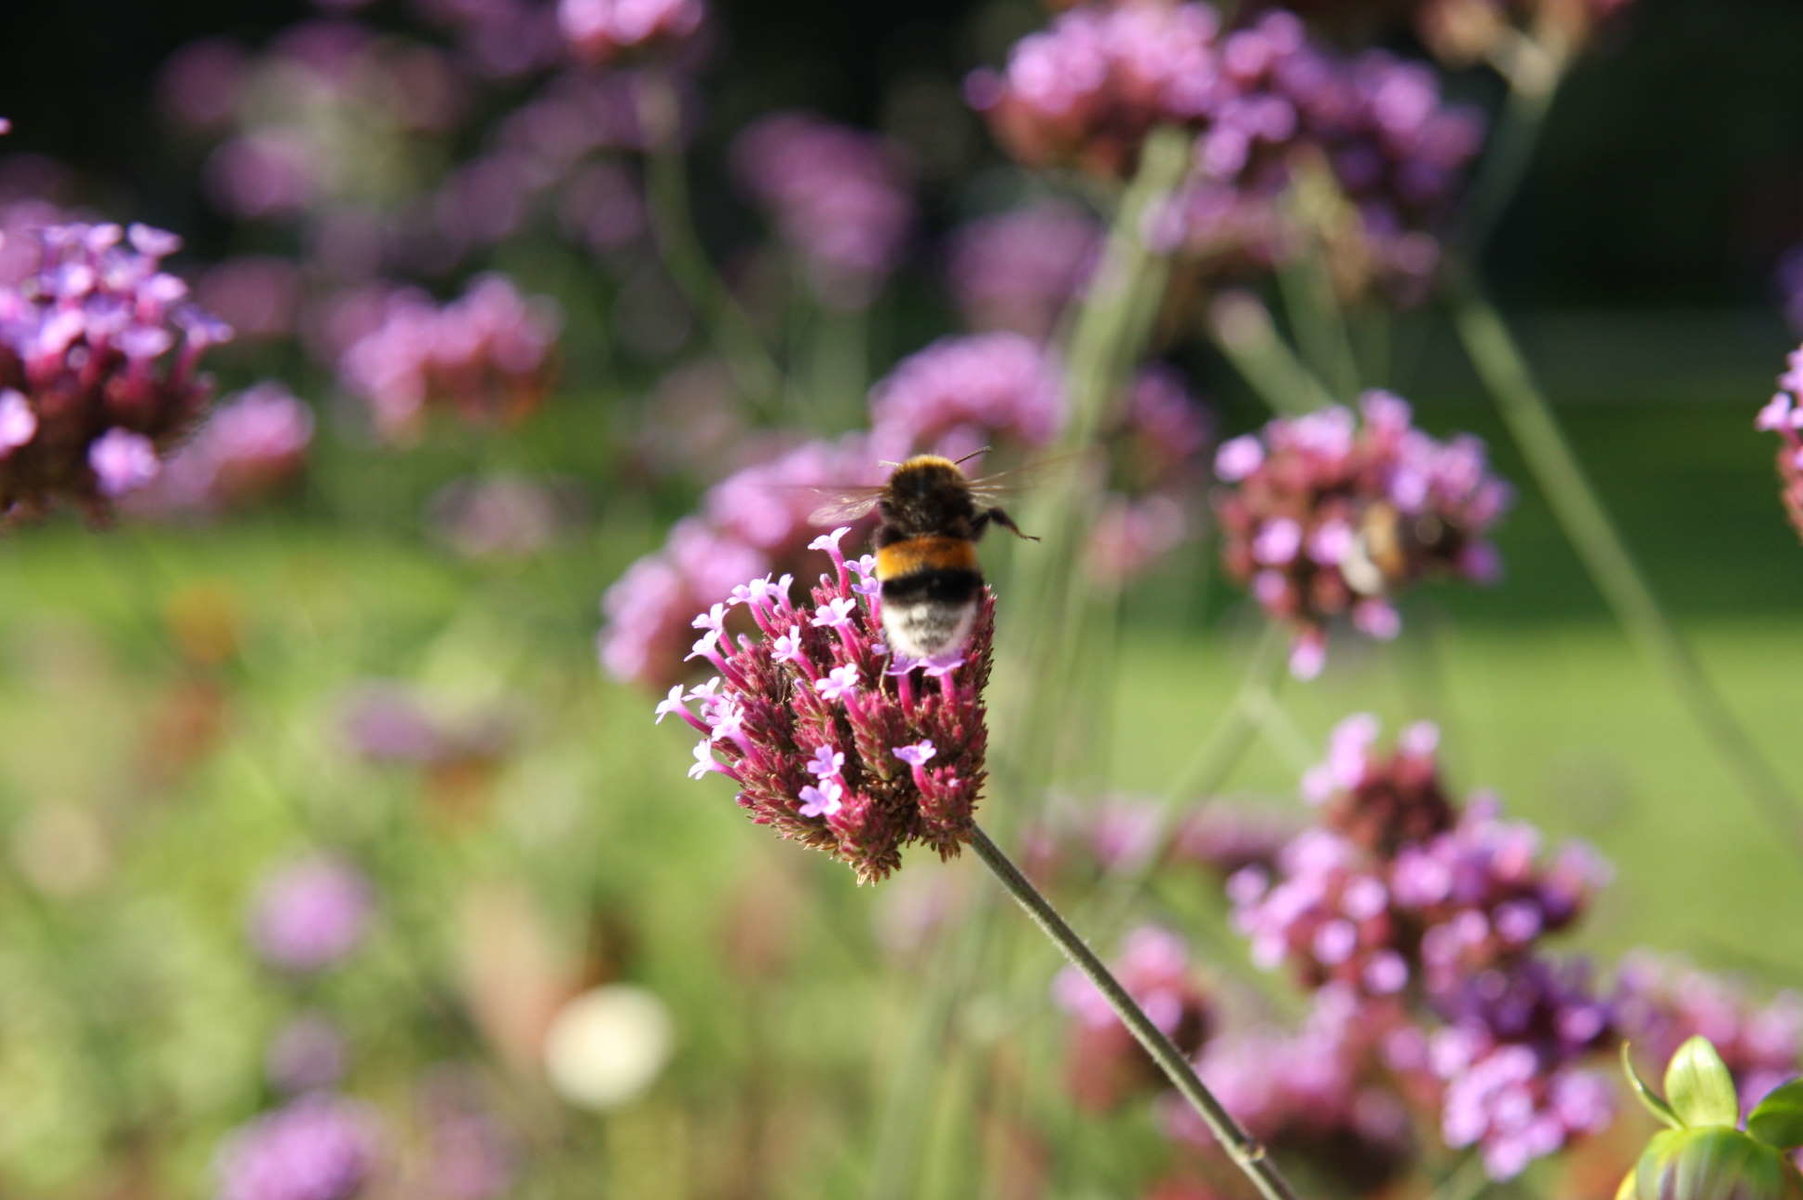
968,825,1301,1200
1091,625,1287,934
1203,291,1336,415
639,78,782,413
1447,269,1803,864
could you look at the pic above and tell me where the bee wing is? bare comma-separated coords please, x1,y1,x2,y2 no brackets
805,486,886,527
964,450,1095,500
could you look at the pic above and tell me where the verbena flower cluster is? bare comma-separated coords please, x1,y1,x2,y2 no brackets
1213,391,1511,677
557,0,707,66
1755,346,1803,542
1034,715,1803,1189
598,434,876,689
656,529,992,883
969,2,1484,303
214,1094,380,1200
339,273,561,443
127,381,313,517
732,113,916,312
250,854,375,974
1228,715,1614,1178
0,222,230,520
945,201,1100,339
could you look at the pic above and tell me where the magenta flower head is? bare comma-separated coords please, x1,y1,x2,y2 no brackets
1053,926,1216,1112
339,274,560,444
657,532,992,883
868,332,1067,462
1172,990,1415,1192
1615,953,1803,1115
1213,392,1512,677
0,221,230,521
946,201,1100,339
249,855,375,974
127,381,312,517
1756,346,1803,542
598,434,877,690
557,0,706,66
732,112,915,311
966,2,1223,178
214,1094,380,1200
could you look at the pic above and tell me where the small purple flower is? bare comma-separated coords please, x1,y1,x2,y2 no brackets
214,1094,379,1200
813,662,861,703
88,430,161,497
894,741,936,768
798,779,844,819
806,745,845,778
249,856,374,974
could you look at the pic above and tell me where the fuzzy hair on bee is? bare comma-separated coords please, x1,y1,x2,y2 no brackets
809,454,1036,660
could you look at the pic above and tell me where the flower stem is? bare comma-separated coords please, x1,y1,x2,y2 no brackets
1203,290,1336,415
1447,269,1803,865
968,823,1302,1200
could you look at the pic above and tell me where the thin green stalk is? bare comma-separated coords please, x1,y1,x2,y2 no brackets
1091,625,1287,934
1447,269,1803,864
638,78,781,412
969,825,1301,1200
1203,291,1336,415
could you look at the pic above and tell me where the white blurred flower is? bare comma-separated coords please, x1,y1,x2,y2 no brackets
542,984,674,1110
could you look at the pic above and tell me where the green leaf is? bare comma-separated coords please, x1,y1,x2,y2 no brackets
1666,1036,1742,1129
1623,1041,1685,1129
1748,1080,1803,1149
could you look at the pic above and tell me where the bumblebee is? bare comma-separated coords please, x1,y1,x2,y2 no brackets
1339,501,1464,596
812,454,1035,659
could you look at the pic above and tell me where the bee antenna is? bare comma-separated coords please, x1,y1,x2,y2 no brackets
877,459,903,469
951,446,991,467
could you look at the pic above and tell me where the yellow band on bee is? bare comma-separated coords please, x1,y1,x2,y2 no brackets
876,537,978,580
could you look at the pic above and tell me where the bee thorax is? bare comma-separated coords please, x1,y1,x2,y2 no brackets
882,599,978,660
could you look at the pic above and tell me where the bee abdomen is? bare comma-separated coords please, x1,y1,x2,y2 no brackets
880,567,982,659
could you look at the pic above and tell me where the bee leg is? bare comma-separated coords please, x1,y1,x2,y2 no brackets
977,507,1039,541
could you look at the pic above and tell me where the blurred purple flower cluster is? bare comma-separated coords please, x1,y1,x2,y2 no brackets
1054,926,1216,1111
127,381,313,518
1228,715,1614,1177
250,854,375,974
339,274,561,443
1214,391,1511,677
599,433,878,688
1034,714,1803,1188
215,1094,380,1200
1614,953,1803,1115
0,222,230,521
945,202,1100,339
557,0,707,67
970,2,1483,304
868,331,1066,461
657,530,993,882
1755,346,1803,542
732,113,915,311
